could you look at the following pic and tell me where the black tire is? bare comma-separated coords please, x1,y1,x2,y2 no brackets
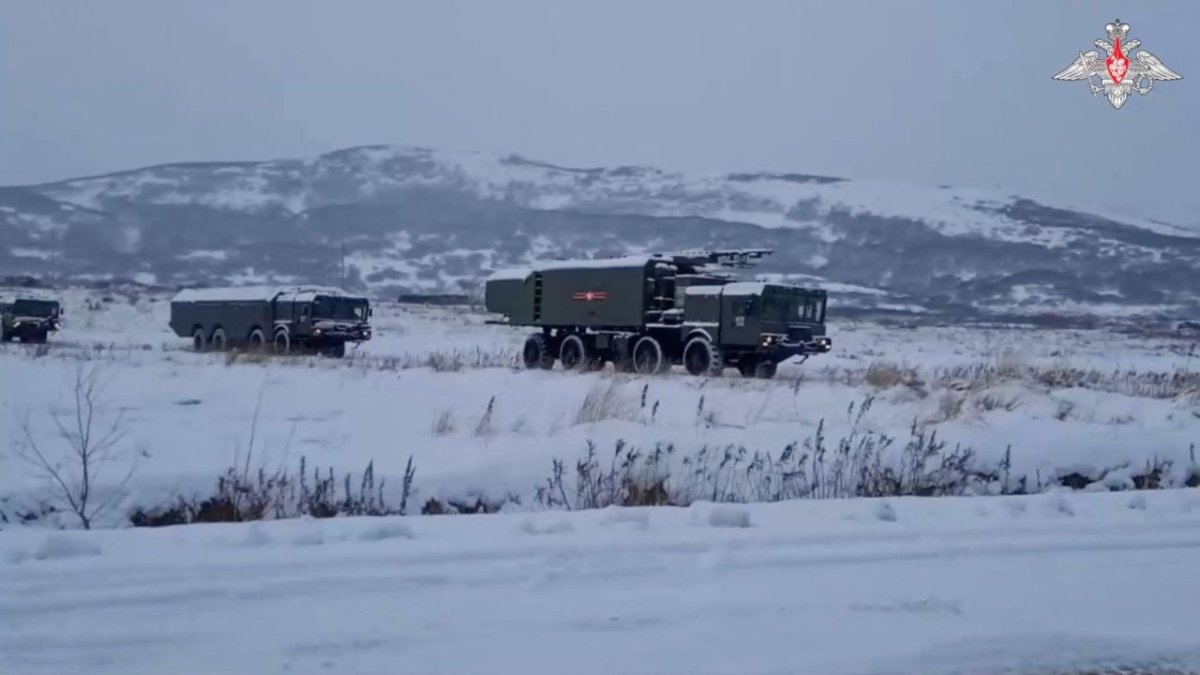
559,334,589,372
31,331,48,344
522,334,555,370
325,342,346,358
210,328,227,352
273,329,290,355
683,336,723,377
192,328,207,352
247,328,267,353
632,335,667,375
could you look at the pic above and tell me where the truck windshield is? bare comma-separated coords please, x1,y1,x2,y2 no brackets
798,296,825,323
760,293,792,322
13,300,58,317
312,297,369,321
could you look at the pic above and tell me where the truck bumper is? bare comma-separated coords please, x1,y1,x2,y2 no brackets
765,336,832,361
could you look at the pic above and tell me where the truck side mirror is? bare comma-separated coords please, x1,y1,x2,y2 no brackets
369,308,374,317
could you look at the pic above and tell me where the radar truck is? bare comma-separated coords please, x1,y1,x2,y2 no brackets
0,295,62,343
484,250,831,378
169,286,372,358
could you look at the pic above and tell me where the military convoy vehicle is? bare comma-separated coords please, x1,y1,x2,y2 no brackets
0,295,62,343
169,286,372,357
484,250,831,378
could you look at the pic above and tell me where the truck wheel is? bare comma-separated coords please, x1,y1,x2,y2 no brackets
322,342,346,358
521,334,554,370
246,329,266,353
558,334,590,372
684,337,723,377
273,329,290,355
192,328,207,352
632,336,666,375
210,328,227,352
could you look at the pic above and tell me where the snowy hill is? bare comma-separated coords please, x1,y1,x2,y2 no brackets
3,145,1198,320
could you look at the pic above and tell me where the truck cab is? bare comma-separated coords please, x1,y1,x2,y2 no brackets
0,296,62,343
684,282,831,378
276,292,372,357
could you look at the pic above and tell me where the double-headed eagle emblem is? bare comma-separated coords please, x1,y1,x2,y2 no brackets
1053,19,1181,109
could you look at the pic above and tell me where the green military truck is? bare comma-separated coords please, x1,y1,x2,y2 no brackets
484,250,831,378
0,294,62,343
169,285,373,357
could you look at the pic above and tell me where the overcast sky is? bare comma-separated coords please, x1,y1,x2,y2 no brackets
1,1,1196,226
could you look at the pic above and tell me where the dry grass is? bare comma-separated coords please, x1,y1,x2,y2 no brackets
432,411,456,436
574,381,638,425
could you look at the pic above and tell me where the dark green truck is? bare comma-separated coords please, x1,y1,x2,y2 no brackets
484,250,831,378
169,286,372,357
0,296,62,343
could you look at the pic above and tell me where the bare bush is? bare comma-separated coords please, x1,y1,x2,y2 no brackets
536,440,675,510
129,455,417,526
932,392,966,422
15,365,139,529
864,362,921,389
536,404,1003,510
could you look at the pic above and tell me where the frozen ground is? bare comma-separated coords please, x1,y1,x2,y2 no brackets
4,492,1200,675
2,288,1198,522
3,287,1200,674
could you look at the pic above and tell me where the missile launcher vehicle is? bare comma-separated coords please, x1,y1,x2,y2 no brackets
485,250,830,378
169,285,372,358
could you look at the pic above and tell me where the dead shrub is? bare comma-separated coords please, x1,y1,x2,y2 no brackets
129,455,417,526
864,362,919,389
973,392,1023,412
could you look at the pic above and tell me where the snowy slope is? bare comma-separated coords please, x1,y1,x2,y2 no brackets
3,146,1198,320
4,492,1200,675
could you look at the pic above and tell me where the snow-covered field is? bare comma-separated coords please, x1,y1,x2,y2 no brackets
4,493,1200,674
3,287,1200,674
2,288,1198,521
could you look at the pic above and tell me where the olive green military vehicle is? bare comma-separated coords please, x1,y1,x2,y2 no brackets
169,286,372,358
484,250,831,378
0,295,62,343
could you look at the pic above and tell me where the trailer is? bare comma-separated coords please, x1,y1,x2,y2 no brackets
169,285,372,357
484,250,831,378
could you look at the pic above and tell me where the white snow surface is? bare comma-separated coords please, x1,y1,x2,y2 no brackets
4,287,1200,673
3,492,1200,674
3,287,1198,519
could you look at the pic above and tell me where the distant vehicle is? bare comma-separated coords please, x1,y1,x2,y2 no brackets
484,250,831,378
169,286,373,358
0,295,62,343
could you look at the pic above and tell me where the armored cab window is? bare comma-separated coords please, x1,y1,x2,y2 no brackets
799,296,825,322
763,294,789,321
734,297,756,317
